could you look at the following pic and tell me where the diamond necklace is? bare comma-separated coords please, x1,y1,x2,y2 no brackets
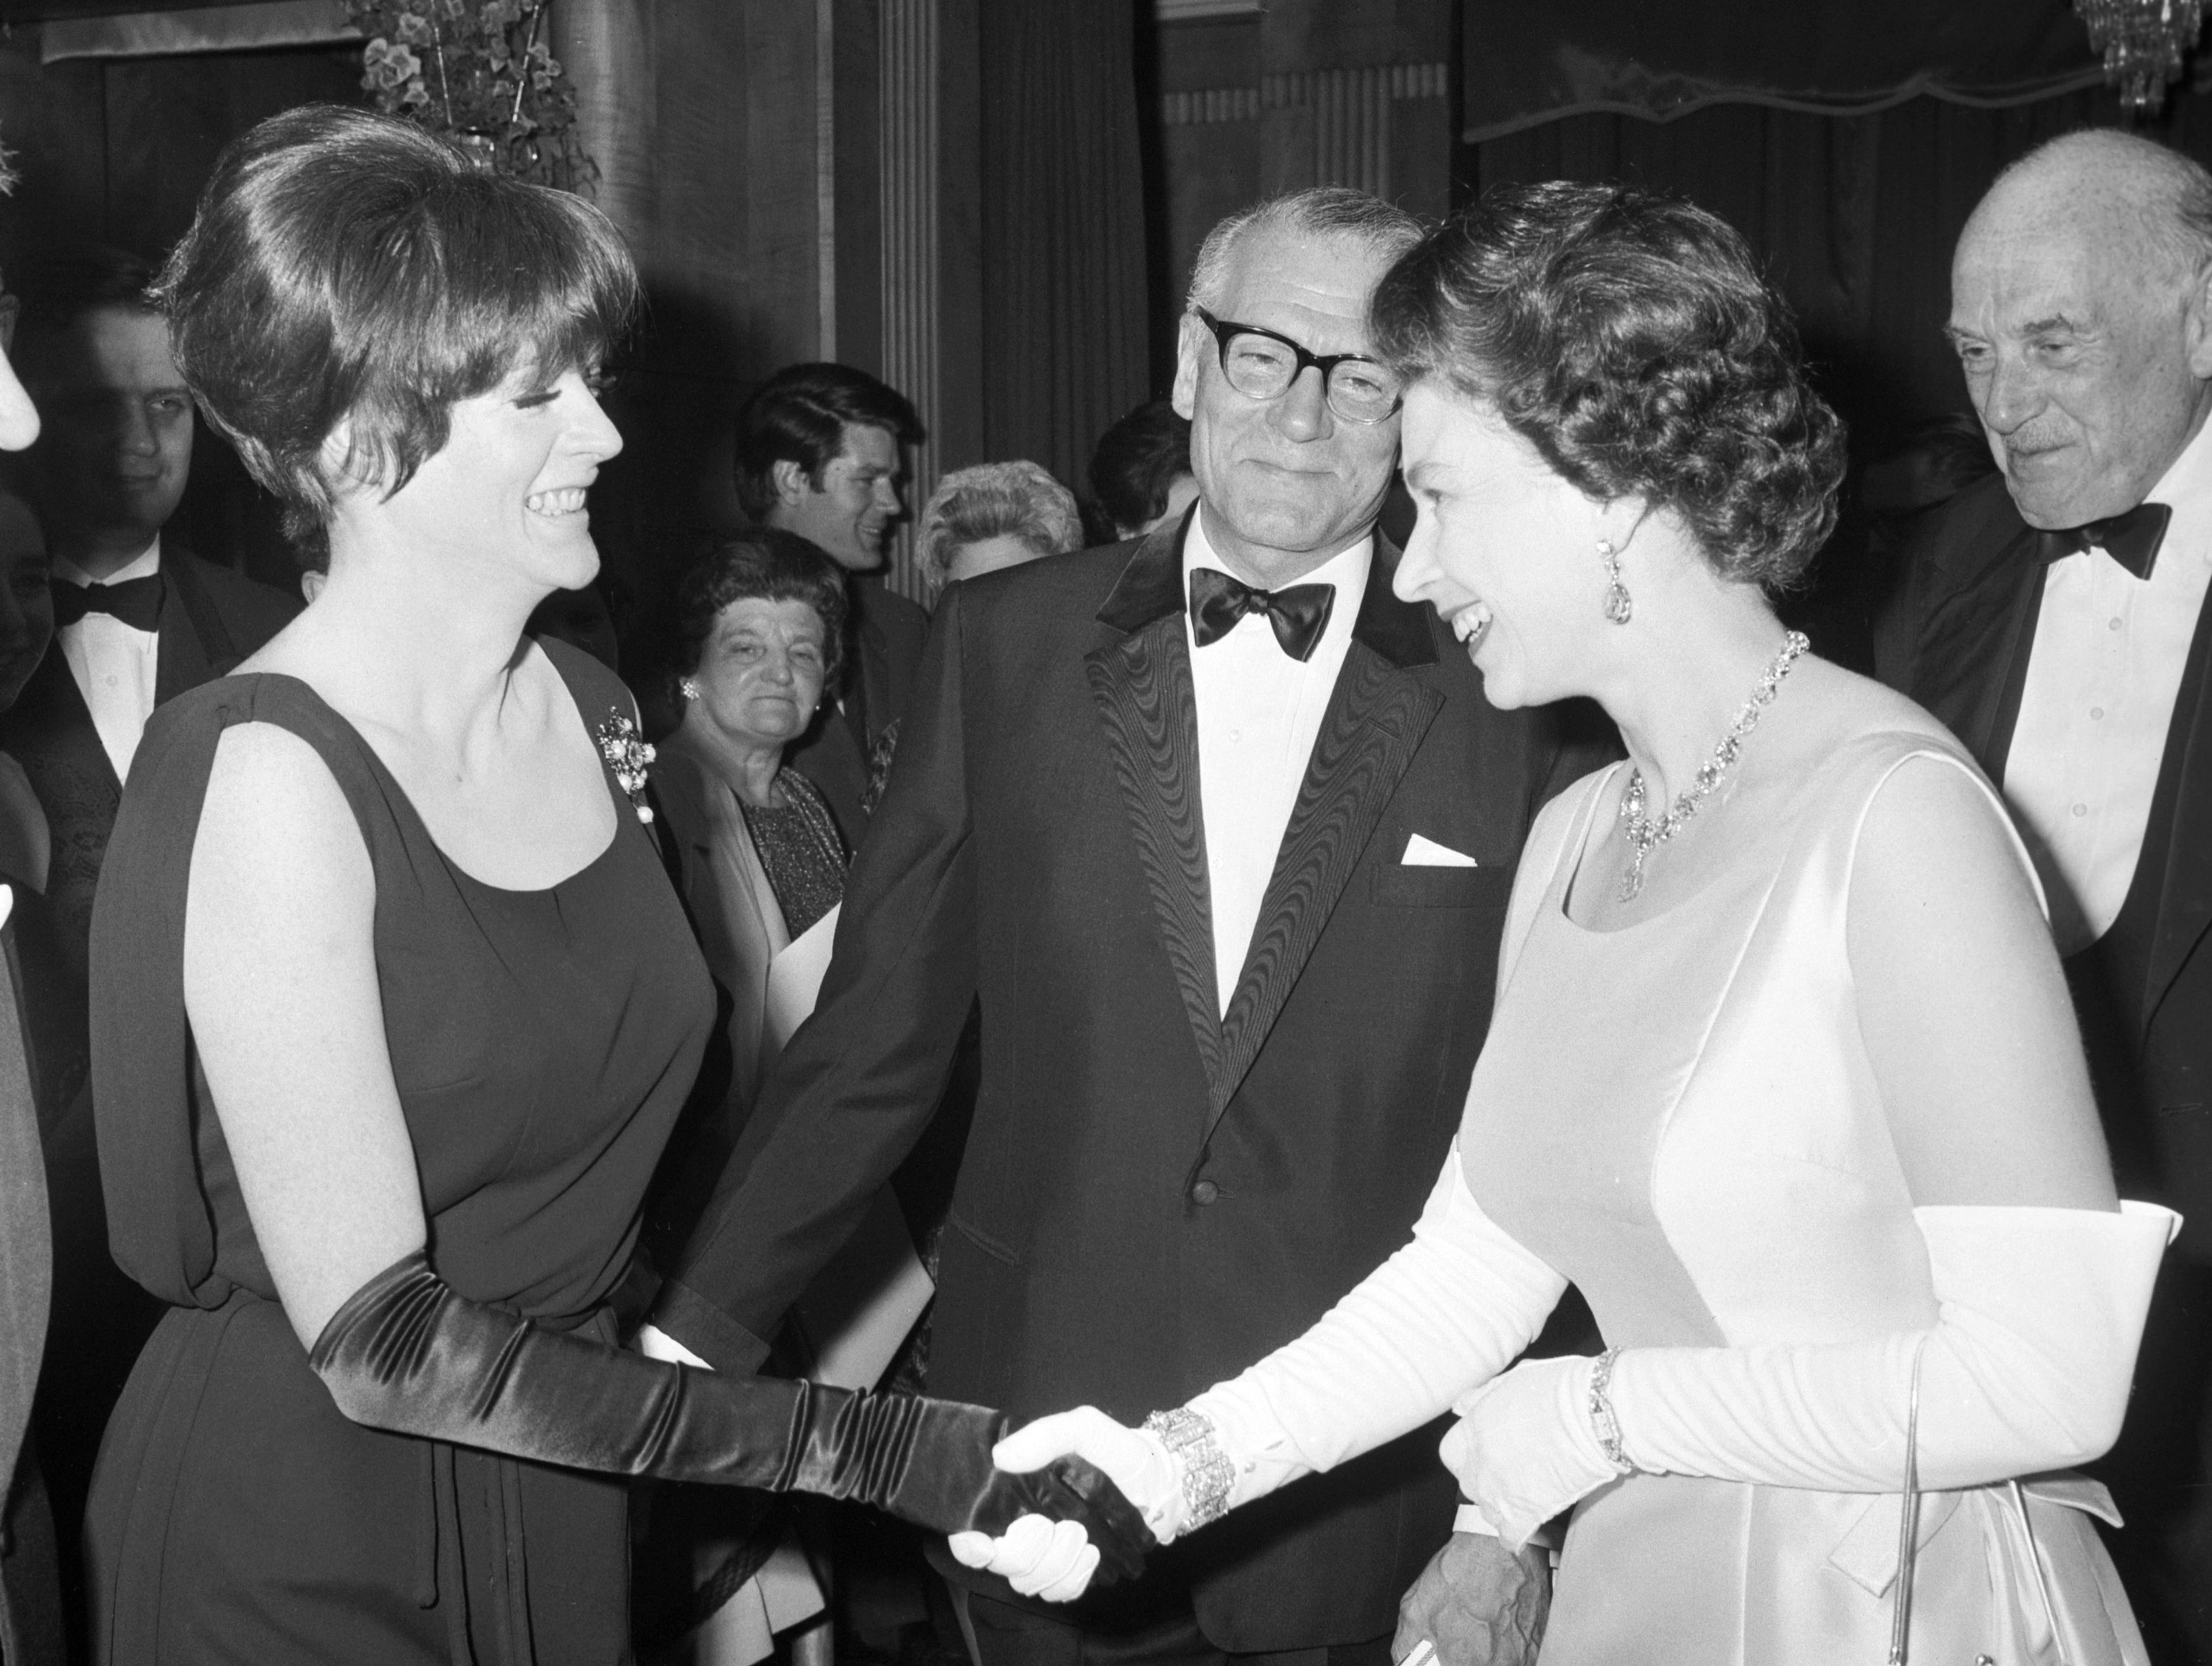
1617,630,1809,903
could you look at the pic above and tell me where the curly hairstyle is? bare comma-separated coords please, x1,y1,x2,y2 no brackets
156,104,638,553
1370,182,1846,590
669,527,849,694
916,460,1082,590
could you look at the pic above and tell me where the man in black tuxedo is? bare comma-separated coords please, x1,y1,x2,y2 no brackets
1875,130,2212,1665
647,190,1599,1666
733,362,930,846
0,246,297,1647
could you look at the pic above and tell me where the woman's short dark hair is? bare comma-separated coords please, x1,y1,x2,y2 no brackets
731,363,922,522
1371,183,1846,590
671,528,849,690
1088,399,1192,537
157,104,639,548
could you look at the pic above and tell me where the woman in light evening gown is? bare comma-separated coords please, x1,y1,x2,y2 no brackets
968,183,2175,1663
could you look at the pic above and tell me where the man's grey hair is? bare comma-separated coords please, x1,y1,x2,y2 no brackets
1999,129,2212,284
1185,187,1425,315
917,460,1084,589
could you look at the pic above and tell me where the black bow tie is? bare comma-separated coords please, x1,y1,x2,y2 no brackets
2041,502,2172,581
1188,566,1335,662
52,574,162,633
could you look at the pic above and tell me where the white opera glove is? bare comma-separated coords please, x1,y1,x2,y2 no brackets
953,1143,1565,1590
1183,1140,1568,1510
1593,1202,2176,1494
1441,1355,1620,1547
945,1408,1162,1602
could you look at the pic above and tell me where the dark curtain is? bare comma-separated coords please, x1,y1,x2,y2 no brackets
976,0,1151,496
1463,0,2103,138
1464,81,2212,664
1467,84,2212,452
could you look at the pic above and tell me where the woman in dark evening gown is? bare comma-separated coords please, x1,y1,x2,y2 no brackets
80,105,1142,1665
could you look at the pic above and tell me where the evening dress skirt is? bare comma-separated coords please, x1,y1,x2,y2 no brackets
80,639,715,1665
1456,722,2150,1664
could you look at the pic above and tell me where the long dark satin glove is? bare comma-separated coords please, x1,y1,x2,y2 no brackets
309,1251,1154,1582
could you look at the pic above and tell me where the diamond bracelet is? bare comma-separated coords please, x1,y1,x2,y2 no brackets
1587,1347,1635,1475
1142,1406,1235,1529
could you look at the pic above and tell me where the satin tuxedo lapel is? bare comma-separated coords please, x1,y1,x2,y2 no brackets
2141,586,2212,1032
1897,480,2046,773
1087,523,1227,1106
1214,566,1440,1135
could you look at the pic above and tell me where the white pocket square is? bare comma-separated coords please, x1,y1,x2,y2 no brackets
1402,834,1478,868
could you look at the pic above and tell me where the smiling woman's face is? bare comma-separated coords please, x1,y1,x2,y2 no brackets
355,363,623,592
689,596,828,750
1391,382,1611,710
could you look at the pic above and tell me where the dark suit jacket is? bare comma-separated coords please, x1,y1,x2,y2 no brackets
1874,474,2212,1248
785,575,929,847
657,522,1601,1650
0,550,300,982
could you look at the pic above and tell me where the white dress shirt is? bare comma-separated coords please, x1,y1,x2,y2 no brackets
2006,421,2212,954
1183,513,1372,1016
54,539,162,785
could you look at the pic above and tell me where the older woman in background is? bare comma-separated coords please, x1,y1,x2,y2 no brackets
986,182,2173,1663
652,530,849,1143
915,460,1081,599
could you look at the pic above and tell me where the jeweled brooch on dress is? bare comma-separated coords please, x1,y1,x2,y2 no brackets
594,709,657,826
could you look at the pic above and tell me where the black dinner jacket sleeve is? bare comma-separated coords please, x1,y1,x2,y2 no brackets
653,581,981,1373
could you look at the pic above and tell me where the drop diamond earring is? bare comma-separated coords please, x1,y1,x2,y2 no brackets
1599,539,1633,625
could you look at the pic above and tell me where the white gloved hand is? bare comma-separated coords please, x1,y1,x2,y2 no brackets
993,1406,1187,1542
944,1406,1181,1604
1440,1355,1618,1547
946,1514,1099,1603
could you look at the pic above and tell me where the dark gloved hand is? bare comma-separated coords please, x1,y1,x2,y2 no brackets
310,1250,1154,1583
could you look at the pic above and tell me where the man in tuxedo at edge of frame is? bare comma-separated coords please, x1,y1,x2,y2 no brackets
645,188,1606,1666
1875,129,2212,1666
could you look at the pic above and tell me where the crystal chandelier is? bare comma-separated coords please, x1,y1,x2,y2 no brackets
2076,0,2210,112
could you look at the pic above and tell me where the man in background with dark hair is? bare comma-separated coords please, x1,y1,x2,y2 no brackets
1089,397,1199,543
732,361,929,844
0,245,295,1648
0,244,296,970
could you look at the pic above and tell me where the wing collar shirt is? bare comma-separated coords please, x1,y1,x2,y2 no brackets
1182,511,1372,1016
2007,416,2212,954
54,538,161,785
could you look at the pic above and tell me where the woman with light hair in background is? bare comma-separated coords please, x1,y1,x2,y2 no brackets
915,460,1082,600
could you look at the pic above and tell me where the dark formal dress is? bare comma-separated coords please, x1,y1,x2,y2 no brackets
83,639,714,1665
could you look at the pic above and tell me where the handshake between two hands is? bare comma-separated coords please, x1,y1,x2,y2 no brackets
948,1407,1185,1603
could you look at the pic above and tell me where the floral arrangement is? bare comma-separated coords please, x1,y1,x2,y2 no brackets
346,1,594,191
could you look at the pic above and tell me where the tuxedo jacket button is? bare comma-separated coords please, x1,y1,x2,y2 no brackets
1191,1179,1220,1206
